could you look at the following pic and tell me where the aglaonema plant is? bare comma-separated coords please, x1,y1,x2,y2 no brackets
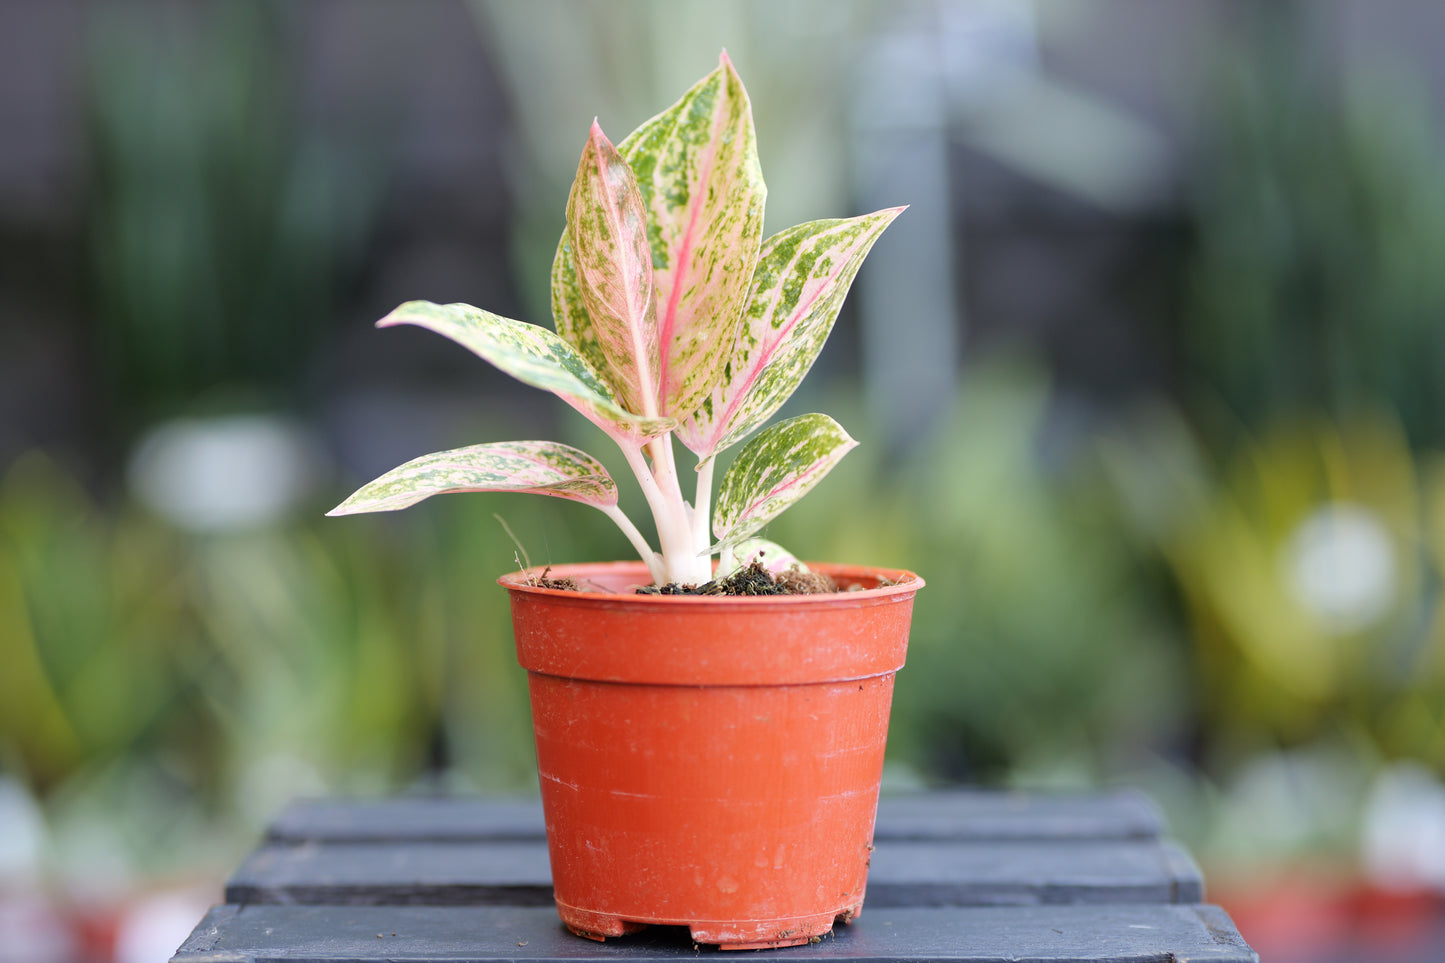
330,52,902,587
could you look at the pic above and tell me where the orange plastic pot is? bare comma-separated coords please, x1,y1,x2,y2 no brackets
499,561,923,950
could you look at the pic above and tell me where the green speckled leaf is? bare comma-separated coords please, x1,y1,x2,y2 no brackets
551,236,610,386
564,121,661,415
379,300,670,442
576,51,761,424
679,208,903,457
713,413,857,547
327,441,617,515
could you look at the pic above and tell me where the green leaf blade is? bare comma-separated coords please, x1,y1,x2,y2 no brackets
713,413,857,547
379,300,670,442
678,208,903,458
328,441,618,515
618,50,767,420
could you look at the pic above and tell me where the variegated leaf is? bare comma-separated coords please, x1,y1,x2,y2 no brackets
679,208,903,457
551,236,610,388
379,301,670,442
564,121,661,415
618,50,766,419
327,441,617,516
713,413,857,548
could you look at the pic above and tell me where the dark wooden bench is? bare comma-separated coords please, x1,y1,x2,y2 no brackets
171,791,1258,962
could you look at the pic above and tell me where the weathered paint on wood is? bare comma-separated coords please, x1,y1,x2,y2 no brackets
225,838,1202,908
263,790,1163,845
172,903,1258,962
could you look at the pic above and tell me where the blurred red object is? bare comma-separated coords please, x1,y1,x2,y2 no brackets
1216,870,1445,963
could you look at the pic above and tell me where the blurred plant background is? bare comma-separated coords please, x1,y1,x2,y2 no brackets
5,1,1445,960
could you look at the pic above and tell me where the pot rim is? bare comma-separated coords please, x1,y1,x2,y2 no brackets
498,559,923,607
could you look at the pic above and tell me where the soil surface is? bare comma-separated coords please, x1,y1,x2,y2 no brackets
636,559,837,596
525,568,581,591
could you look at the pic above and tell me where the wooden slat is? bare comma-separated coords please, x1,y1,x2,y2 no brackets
876,790,1162,840
225,838,1202,908
171,903,1258,962
266,797,545,844
263,790,1163,845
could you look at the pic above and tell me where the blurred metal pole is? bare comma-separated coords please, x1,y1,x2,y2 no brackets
849,4,962,457
849,0,1173,457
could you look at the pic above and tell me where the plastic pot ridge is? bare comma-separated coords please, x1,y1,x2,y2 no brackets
500,561,923,950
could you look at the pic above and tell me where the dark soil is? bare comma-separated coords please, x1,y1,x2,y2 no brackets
636,559,837,596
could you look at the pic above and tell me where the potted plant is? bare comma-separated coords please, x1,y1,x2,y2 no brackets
330,52,923,950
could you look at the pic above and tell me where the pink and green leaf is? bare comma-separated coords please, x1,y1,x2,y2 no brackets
379,301,670,443
618,50,766,420
327,441,617,516
562,122,661,416
551,236,611,388
679,208,903,458
712,413,857,548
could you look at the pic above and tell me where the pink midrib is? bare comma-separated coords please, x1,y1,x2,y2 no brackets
612,166,658,413
591,132,658,410
657,116,723,407
699,235,858,453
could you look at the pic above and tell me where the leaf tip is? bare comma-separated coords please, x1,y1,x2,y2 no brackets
376,300,426,329
717,48,750,100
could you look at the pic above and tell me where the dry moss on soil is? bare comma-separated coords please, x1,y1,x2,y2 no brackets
525,567,581,591
636,559,837,596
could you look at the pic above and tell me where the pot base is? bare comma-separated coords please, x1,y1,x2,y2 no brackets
557,900,863,950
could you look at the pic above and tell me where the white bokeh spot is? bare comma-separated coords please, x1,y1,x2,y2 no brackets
1282,502,1396,634
128,414,321,533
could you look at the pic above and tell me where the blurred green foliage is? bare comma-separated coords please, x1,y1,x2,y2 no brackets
1104,409,1445,774
1164,10,1445,806
0,449,581,876
85,1,383,431
1187,22,1445,448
